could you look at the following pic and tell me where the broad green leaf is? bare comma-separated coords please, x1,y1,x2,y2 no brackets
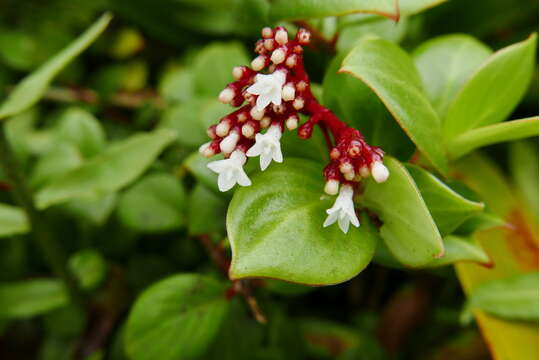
510,141,539,222
341,38,448,174
159,98,228,148
466,273,539,321
323,54,415,159
192,42,249,97
188,184,227,235
374,234,490,268
184,153,221,194
448,116,539,159
0,13,112,120
444,34,537,138
118,173,186,233
0,203,29,237
158,65,194,104
406,164,484,235
125,274,230,360
0,31,38,71
35,129,177,209
0,279,67,319
63,194,117,226
413,34,492,117
54,108,106,158
456,212,506,236
68,249,108,291
428,235,490,267
30,144,83,189
454,154,539,360
362,157,444,267
228,159,377,285
270,0,447,21
337,17,409,52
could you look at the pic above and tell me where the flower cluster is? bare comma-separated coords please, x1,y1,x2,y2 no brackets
199,27,389,233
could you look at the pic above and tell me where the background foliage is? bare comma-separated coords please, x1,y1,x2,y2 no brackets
0,0,538,359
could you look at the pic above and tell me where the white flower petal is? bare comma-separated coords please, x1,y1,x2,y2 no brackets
338,215,350,234
272,143,283,162
236,169,252,187
217,171,235,192
246,142,262,157
323,211,339,227
255,94,272,111
207,159,227,173
207,150,251,192
260,152,272,170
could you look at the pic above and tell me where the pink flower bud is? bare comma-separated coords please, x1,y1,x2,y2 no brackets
218,87,235,104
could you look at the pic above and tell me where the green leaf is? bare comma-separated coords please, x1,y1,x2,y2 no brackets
406,164,484,235
455,212,506,236
54,107,106,158
510,141,539,221
35,129,177,210
0,13,112,120
413,34,492,117
340,38,448,174
30,144,83,189
428,235,490,267
444,34,537,138
0,203,29,237
270,0,447,21
228,159,377,285
188,184,227,235
68,249,108,291
159,98,229,148
125,273,230,360
337,17,409,52
466,273,539,321
118,173,186,233
0,279,68,319
323,54,415,159
158,66,194,104
184,152,222,194
192,42,249,97
362,157,444,267
63,194,118,226
448,116,539,159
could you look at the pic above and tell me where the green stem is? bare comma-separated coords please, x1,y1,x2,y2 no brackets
0,123,81,302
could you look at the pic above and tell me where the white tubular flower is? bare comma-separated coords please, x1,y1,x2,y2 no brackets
323,185,360,234
246,71,286,111
246,124,283,171
371,161,389,183
207,150,251,192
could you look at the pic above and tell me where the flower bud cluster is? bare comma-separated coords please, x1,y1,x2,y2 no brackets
200,26,312,164
199,26,390,233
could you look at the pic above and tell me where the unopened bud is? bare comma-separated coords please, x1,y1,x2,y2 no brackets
285,54,297,68
264,39,275,51
251,56,266,71
324,179,340,195
275,29,288,45
296,81,307,91
255,40,265,54
297,28,311,44
218,87,235,104
219,131,240,154
270,48,286,64
250,106,265,120
293,97,304,110
216,120,231,137
242,123,255,138
348,141,362,157
339,162,353,175
330,148,340,160
371,161,389,183
207,125,217,139
285,115,299,130
199,142,215,158
344,170,356,181
232,66,244,80
359,166,370,178
262,27,273,39
282,84,296,101
237,112,247,123
260,116,271,128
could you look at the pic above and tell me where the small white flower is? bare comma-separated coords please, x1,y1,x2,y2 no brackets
207,150,251,192
246,125,283,171
246,71,286,111
323,185,360,234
